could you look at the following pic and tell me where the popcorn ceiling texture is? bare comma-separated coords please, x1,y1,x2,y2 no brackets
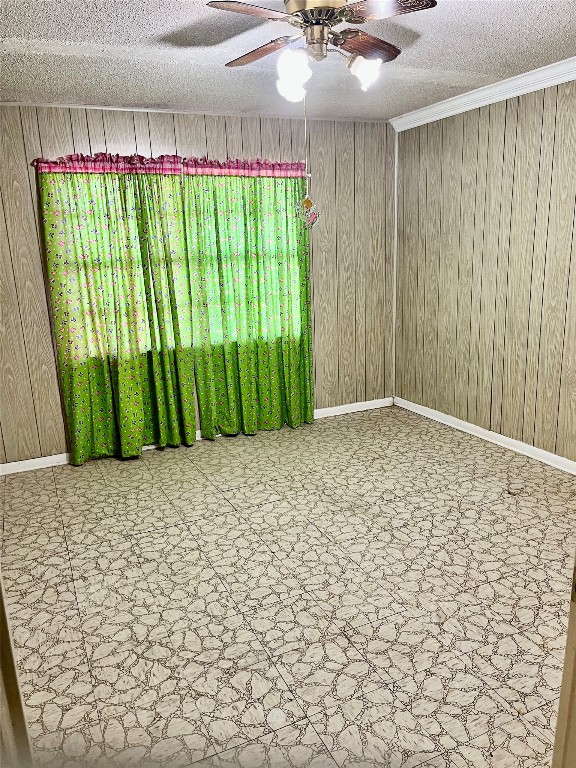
1,0,575,119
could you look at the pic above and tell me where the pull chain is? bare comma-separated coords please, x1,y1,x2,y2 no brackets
300,94,320,228
304,94,310,198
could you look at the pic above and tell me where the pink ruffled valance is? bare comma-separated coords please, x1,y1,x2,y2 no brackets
31,153,306,178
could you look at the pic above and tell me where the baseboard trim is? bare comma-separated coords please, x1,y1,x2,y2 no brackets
1,401,394,475
0,453,69,476
0,435,204,476
313,398,394,419
394,397,576,476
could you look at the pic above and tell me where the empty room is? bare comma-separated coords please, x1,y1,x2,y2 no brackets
1,1,575,766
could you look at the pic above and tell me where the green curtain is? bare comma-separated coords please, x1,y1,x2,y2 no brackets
37,167,313,465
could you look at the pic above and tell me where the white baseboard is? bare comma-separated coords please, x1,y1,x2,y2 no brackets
0,453,69,476
3,397,572,476
314,398,394,419
0,434,204,476
1,401,394,475
394,397,576,477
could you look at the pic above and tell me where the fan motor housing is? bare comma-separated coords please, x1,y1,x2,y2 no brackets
284,0,345,14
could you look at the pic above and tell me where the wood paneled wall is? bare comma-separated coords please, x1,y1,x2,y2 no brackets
0,106,394,463
397,81,576,461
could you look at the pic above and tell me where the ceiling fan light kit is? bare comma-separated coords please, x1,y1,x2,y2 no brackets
348,53,383,90
207,0,436,98
276,48,313,101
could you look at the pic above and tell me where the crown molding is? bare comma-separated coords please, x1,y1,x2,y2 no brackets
390,56,576,132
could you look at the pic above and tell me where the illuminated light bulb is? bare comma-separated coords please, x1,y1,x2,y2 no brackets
348,55,382,91
277,48,312,84
276,78,307,103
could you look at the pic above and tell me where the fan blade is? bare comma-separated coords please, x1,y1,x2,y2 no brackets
206,1,291,20
344,0,437,22
333,29,400,61
225,35,301,66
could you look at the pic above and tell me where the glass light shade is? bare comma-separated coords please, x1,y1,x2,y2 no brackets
276,78,307,103
348,55,382,91
276,48,312,84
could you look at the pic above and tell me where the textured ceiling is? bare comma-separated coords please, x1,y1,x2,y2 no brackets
1,0,575,120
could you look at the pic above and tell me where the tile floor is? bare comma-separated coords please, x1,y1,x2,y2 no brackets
2,407,575,768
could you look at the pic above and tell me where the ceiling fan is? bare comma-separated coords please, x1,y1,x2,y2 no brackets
206,0,436,96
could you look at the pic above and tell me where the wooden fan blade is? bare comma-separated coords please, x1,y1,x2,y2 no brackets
334,29,400,61
207,1,291,20
344,0,437,22
225,36,301,66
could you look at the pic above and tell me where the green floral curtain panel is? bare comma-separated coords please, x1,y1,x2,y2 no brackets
34,154,313,465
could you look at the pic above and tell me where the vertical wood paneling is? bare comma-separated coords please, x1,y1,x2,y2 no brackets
279,120,293,162
174,113,207,157
354,122,367,402
0,419,5,464
0,106,66,458
204,115,228,160
36,107,74,159
467,106,489,424
556,199,576,460
365,123,387,401
414,124,427,406
0,106,395,463
395,131,407,400
522,86,558,446
476,101,506,429
260,118,280,162
224,116,243,159
489,98,519,434
133,113,151,156
384,124,396,397
500,91,544,440
310,121,338,408
0,186,41,461
437,114,464,416
148,112,176,156
534,81,576,453
422,120,442,412
241,117,262,160
335,121,356,404
398,83,576,462
399,129,418,401
18,106,43,244
85,109,107,152
102,110,135,154
69,109,91,155
290,120,305,163
454,110,479,421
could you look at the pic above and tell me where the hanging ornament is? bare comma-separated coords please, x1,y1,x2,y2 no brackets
299,95,321,229
299,194,321,228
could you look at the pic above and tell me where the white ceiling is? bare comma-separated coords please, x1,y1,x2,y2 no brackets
1,0,575,121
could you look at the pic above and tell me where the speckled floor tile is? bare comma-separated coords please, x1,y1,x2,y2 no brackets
448,717,553,767
169,612,270,672
389,655,519,751
186,660,306,753
247,594,344,656
222,481,284,510
274,627,385,720
310,581,404,630
97,685,215,766
309,690,448,767
194,719,338,768
468,634,564,717
4,407,574,767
